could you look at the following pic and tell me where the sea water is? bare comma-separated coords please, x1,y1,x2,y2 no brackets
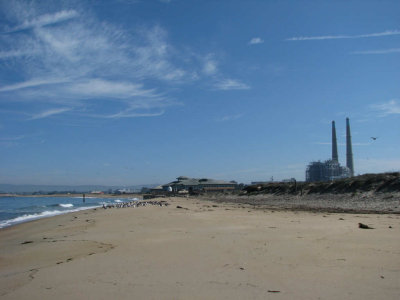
0,196,139,228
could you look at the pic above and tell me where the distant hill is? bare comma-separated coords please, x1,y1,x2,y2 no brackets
0,184,158,194
245,172,400,195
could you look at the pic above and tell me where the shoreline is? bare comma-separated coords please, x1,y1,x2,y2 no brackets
0,196,143,229
0,193,141,198
0,204,101,230
1,192,399,230
1,192,399,231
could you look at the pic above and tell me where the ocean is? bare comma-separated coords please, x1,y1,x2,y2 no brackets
0,195,139,228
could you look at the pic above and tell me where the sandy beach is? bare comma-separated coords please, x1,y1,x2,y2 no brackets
1,196,399,299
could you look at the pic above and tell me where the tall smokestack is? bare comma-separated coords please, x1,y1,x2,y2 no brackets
346,117,354,176
332,121,338,163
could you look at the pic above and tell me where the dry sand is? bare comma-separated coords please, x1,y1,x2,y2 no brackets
1,197,399,299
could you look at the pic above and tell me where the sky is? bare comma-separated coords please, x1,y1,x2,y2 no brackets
0,0,399,186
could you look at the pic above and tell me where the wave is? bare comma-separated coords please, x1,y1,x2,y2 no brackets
0,206,99,229
114,199,122,203
19,204,47,210
46,203,74,208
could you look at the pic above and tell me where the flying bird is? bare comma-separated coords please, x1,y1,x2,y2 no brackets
370,137,378,140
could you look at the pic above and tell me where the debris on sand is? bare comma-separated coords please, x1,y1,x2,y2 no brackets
21,241,33,244
359,223,374,229
176,206,189,210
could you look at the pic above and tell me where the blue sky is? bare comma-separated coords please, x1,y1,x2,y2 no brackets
0,0,399,186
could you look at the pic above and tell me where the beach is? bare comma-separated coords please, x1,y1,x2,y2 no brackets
1,196,399,299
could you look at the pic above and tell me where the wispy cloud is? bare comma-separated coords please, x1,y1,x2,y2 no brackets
351,48,400,55
67,79,157,99
286,30,400,41
0,2,195,119
30,108,72,120
104,110,165,119
370,100,400,116
214,79,250,90
0,78,70,92
249,37,264,45
0,49,38,59
0,135,26,141
203,55,218,75
0,135,26,147
10,10,79,32
200,54,252,91
216,114,243,122
0,2,248,120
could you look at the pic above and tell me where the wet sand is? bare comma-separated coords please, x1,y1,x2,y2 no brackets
1,197,399,299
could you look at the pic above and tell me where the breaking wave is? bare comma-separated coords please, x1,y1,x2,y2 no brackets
0,206,98,229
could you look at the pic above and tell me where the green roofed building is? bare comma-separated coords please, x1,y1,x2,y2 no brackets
162,176,238,193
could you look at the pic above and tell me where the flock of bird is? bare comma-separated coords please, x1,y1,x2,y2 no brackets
102,200,169,209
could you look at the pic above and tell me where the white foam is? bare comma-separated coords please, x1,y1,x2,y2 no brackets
0,206,99,228
59,203,74,208
114,199,122,203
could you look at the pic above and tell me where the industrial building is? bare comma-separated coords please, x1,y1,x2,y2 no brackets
306,118,354,182
159,176,238,194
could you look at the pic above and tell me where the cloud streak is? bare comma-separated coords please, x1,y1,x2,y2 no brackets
249,37,264,45
371,100,400,116
67,79,158,99
30,107,72,120
216,114,243,122
104,110,165,119
0,78,70,92
0,135,26,141
11,10,79,32
286,30,400,41
203,55,218,75
0,49,38,59
352,48,400,55
214,79,250,90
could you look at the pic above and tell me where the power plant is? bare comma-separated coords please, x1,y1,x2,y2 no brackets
306,118,354,182
346,117,354,177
